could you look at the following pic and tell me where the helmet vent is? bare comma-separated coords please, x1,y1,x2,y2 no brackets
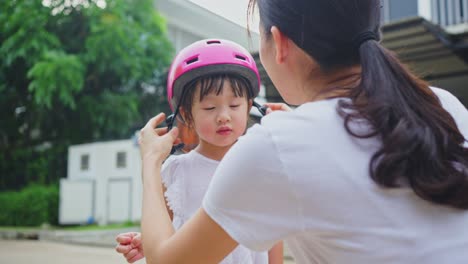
207,40,221,44
235,55,247,61
186,57,199,65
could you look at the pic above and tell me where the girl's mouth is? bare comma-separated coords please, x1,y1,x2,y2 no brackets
216,127,232,135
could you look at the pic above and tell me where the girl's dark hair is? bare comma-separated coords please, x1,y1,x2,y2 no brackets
250,0,468,209
178,73,253,126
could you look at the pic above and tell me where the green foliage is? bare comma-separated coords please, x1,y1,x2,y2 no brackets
0,0,173,191
0,185,59,226
47,186,59,226
28,51,85,109
0,145,67,191
0,1,61,66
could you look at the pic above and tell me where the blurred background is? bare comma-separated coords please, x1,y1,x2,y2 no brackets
1,0,467,263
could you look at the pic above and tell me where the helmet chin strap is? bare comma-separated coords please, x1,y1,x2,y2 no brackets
253,101,268,116
166,105,185,155
165,100,268,155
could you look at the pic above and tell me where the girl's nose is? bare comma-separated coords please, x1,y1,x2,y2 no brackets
217,109,231,124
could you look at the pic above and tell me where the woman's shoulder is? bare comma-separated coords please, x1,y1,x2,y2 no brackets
430,86,467,124
430,87,466,110
431,86,458,102
253,99,343,147
261,99,341,127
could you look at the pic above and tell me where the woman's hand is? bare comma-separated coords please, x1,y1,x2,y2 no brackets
263,103,292,114
115,232,144,263
138,113,179,165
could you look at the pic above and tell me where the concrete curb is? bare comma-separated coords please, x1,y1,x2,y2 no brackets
0,229,39,240
41,228,140,247
0,227,139,247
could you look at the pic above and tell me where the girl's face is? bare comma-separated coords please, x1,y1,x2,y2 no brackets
190,80,250,150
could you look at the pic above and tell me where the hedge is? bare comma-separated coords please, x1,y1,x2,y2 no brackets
0,184,58,226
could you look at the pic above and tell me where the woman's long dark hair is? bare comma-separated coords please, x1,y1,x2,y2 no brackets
250,0,468,209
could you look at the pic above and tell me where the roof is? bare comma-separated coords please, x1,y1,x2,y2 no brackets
382,17,468,106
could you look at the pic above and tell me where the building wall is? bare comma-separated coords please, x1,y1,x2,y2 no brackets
156,0,260,53
167,24,202,53
61,140,141,225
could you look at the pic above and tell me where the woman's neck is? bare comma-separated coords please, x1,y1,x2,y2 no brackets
304,65,362,102
195,141,233,161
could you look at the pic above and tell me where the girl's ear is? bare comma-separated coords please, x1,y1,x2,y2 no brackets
247,99,253,112
178,108,191,127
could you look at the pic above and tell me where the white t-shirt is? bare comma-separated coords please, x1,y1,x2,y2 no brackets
161,150,268,264
203,87,468,264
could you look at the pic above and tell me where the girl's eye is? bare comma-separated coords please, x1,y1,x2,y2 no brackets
230,105,240,108
203,107,215,111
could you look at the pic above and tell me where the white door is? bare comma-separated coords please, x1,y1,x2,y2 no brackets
107,179,131,223
59,179,94,225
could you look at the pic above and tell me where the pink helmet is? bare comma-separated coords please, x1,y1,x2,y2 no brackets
167,39,261,110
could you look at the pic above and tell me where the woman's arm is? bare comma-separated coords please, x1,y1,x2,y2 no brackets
142,163,238,263
139,113,238,264
114,152,175,263
268,242,284,264
114,182,173,264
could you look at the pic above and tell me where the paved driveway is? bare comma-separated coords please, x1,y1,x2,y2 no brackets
0,240,142,264
0,240,295,264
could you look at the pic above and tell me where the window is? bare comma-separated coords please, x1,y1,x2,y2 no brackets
431,0,468,27
80,154,89,171
382,0,419,23
116,151,127,168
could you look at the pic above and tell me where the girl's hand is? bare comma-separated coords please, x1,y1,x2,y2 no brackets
263,103,292,114
115,232,144,263
138,113,179,165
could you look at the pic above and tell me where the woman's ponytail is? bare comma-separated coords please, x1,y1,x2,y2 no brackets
339,40,468,209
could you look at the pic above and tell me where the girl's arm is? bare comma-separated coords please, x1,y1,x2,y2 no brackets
268,242,284,264
139,113,238,264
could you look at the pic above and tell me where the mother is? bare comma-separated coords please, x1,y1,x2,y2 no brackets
136,0,468,263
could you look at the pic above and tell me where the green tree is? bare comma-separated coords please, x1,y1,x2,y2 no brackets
0,0,173,190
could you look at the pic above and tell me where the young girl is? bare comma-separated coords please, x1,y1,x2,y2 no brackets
116,39,283,264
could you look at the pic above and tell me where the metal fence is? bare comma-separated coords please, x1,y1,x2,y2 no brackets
431,0,468,27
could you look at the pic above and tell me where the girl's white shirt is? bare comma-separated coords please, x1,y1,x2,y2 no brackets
162,150,268,264
203,87,468,264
